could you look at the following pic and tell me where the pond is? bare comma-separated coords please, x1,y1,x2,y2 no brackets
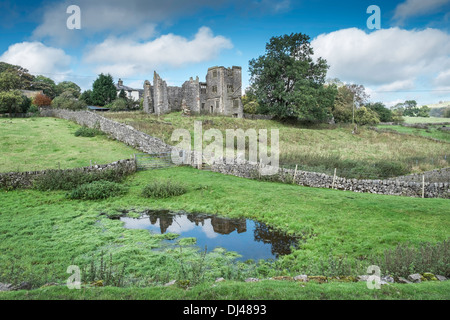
120,210,300,261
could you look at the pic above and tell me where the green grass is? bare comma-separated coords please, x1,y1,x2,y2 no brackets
104,111,450,176
0,117,136,172
377,124,450,143
1,280,449,300
403,116,450,124
1,167,449,299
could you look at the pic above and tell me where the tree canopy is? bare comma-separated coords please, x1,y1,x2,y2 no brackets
91,73,117,106
248,33,336,122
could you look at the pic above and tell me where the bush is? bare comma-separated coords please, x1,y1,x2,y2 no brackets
67,180,127,200
51,91,87,111
33,168,129,191
371,240,450,278
74,126,103,137
141,180,187,198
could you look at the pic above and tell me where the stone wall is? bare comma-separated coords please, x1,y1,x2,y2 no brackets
41,109,450,198
0,159,136,189
209,160,450,198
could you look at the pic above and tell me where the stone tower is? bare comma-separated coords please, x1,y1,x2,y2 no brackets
204,66,243,118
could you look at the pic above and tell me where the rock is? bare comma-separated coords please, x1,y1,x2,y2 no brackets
164,280,177,287
244,278,259,283
397,277,412,284
308,276,327,283
0,283,13,292
12,282,32,291
357,275,369,282
215,277,225,283
382,276,395,283
408,274,423,283
422,273,438,281
436,275,447,281
273,276,293,281
293,275,308,282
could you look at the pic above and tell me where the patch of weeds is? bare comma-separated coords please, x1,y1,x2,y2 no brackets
67,180,128,200
74,126,104,137
141,180,187,198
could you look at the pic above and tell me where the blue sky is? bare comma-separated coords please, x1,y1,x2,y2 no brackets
1,0,450,106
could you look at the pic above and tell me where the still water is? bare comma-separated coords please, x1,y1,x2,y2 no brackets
121,211,299,261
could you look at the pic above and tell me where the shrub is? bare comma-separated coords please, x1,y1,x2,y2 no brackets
33,168,129,191
51,91,87,110
141,180,187,198
67,180,127,200
74,126,103,137
371,240,450,278
33,93,52,107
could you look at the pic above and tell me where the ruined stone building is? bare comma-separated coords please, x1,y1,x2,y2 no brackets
143,66,243,118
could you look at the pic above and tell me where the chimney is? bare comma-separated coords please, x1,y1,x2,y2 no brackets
118,79,123,86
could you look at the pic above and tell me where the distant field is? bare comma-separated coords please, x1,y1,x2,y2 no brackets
403,116,450,124
0,117,137,172
377,124,450,143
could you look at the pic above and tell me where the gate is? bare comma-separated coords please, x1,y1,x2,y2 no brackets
134,152,174,170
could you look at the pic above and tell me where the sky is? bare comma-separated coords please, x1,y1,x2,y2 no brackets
1,0,450,107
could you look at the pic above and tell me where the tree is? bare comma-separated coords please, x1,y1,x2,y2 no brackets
0,62,34,89
401,100,420,117
118,89,127,100
366,102,393,122
444,107,450,118
33,75,57,99
33,93,52,107
355,106,380,125
0,70,22,91
332,85,354,123
51,91,86,110
248,33,335,122
91,73,117,106
56,81,81,98
241,87,259,114
80,90,93,105
417,105,430,117
0,90,25,116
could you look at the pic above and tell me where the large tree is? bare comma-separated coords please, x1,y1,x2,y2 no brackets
248,33,336,122
0,90,25,116
56,81,81,98
91,73,117,106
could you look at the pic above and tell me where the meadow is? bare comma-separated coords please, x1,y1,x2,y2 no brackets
0,117,136,172
0,116,449,300
104,112,450,178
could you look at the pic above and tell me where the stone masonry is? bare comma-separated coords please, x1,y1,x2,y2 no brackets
143,66,244,118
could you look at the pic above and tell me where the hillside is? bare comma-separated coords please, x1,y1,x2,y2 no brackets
104,111,450,179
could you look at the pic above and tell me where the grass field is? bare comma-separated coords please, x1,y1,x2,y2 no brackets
403,116,450,124
0,166,449,299
377,124,450,143
104,111,450,178
0,117,136,172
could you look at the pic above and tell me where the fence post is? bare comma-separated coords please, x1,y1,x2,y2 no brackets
422,175,425,198
293,164,298,183
332,168,337,189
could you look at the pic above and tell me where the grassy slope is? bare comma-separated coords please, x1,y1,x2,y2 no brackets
0,117,136,172
0,167,449,299
104,112,450,174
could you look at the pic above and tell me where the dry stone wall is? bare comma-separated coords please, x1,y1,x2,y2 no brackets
0,159,136,189
39,109,450,198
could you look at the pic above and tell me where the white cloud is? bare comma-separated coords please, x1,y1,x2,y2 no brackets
434,70,450,88
393,0,450,23
83,27,233,77
311,27,450,90
0,42,72,82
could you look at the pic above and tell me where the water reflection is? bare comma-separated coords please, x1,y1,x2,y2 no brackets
121,211,299,261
